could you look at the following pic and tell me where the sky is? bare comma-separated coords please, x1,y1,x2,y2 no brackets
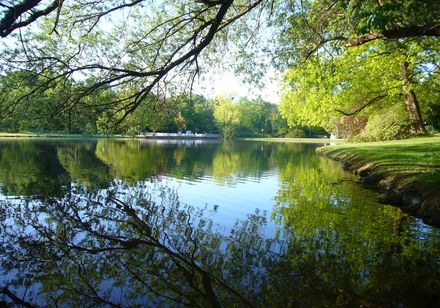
194,69,281,104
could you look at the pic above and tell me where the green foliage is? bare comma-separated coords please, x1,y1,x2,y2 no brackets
236,97,277,135
273,0,440,66
0,73,284,137
272,112,289,136
0,73,118,134
336,116,368,139
353,104,411,141
2,0,438,140
280,42,401,131
212,96,285,139
279,39,440,139
213,96,241,139
274,0,440,139
285,128,305,138
168,95,217,133
96,111,116,135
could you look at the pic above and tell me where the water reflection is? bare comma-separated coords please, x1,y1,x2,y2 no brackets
0,184,277,306
0,139,287,197
0,139,439,306
1,184,439,306
274,155,440,306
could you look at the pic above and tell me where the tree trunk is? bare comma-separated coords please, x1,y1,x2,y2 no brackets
68,110,72,133
403,87,427,135
400,61,427,135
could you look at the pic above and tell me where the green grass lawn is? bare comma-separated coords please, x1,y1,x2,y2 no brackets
317,136,440,188
243,137,346,144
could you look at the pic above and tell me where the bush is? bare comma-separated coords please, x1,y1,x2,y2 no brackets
336,115,368,139
285,128,305,138
222,125,237,139
352,104,411,141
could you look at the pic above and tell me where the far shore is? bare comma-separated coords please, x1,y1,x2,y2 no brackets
0,132,219,140
0,132,347,143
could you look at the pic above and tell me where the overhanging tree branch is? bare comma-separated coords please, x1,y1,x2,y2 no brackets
346,23,440,47
0,0,60,38
1,0,273,128
114,0,236,125
334,94,388,116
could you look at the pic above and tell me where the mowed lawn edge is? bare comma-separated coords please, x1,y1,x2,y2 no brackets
317,136,440,226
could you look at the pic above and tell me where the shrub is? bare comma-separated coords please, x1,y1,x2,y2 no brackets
336,115,368,139
222,125,237,139
353,104,411,141
285,128,305,138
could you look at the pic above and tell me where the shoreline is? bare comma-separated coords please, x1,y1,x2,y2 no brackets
0,132,220,140
243,137,346,144
0,133,346,143
317,137,440,227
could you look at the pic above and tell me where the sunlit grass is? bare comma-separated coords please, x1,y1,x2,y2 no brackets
317,136,440,187
244,137,346,144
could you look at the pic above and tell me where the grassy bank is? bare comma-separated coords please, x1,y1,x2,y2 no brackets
317,136,440,187
244,137,346,144
317,136,440,225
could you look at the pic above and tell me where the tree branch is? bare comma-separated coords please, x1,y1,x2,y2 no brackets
0,0,60,38
346,23,440,47
335,94,387,116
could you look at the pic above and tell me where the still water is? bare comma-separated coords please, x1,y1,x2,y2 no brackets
0,139,439,307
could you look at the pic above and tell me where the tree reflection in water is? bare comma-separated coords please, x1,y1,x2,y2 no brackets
0,183,280,306
0,141,439,307
1,180,440,307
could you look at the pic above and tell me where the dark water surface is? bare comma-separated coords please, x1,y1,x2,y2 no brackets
0,139,439,307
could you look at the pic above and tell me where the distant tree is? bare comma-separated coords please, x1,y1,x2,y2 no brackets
169,95,216,133
213,96,241,139
237,98,276,135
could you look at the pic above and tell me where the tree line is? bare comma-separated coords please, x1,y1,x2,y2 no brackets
0,71,294,137
0,0,439,140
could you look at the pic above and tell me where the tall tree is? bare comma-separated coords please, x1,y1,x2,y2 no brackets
213,96,241,139
276,0,440,136
280,40,439,138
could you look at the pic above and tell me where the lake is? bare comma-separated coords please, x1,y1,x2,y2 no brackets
0,139,439,306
